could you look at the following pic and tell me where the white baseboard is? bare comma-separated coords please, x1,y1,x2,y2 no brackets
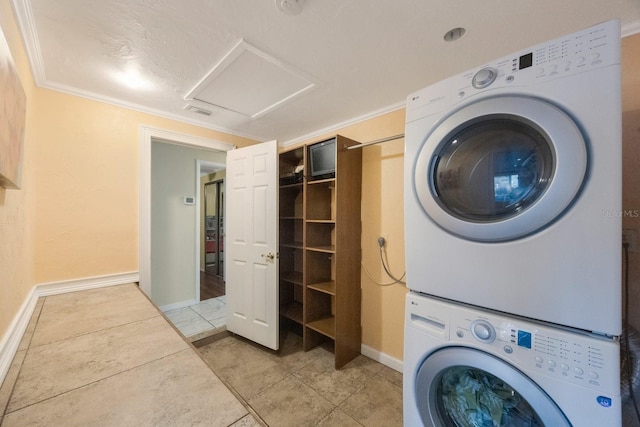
0,272,139,387
158,299,198,313
0,287,38,387
361,343,403,373
36,272,139,296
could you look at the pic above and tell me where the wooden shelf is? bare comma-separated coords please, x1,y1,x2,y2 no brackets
278,136,362,369
305,245,336,253
280,182,303,190
306,317,335,339
281,271,303,285
308,281,336,295
281,302,303,325
280,241,303,249
307,177,335,186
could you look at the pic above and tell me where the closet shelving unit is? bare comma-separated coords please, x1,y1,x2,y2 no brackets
278,135,362,369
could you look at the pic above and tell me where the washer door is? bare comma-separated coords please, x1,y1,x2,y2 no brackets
414,96,587,242
416,347,571,426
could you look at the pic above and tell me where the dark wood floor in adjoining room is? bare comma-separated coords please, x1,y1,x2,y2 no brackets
200,271,225,301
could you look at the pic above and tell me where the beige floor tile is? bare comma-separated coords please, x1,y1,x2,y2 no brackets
248,375,335,427
230,414,265,426
7,315,188,412
316,408,363,426
338,375,403,427
30,284,158,347
200,336,290,400
2,349,249,427
377,364,403,388
265,331,328,372
292,352,375,406
0,349,26,419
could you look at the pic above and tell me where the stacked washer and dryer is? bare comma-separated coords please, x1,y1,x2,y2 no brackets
403,20,623,426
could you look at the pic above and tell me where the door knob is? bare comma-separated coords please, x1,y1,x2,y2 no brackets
261,252,277,262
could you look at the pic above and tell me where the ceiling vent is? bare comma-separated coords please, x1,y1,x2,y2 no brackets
184,104,213,116
184,40,319,120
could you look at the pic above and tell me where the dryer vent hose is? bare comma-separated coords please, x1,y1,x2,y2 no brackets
621,324,640,403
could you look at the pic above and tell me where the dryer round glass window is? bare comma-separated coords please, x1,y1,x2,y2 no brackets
414,96,587,242
415,348,571,426
433,116,554,222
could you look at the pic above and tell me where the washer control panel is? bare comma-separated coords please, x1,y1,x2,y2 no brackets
406,293,620,397
454,310,619,397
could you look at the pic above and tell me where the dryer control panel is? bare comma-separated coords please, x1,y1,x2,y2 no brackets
405,19,620,123
406,292,620,397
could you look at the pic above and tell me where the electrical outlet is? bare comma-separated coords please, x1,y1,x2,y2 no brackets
622,228,637,252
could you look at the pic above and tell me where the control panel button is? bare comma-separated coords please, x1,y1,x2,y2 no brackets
456,330,464,338
548,360,557,368
561,364,569,371
589,371,599,379
535,356,544,364
574,367,584,375
472,67,498,89
504,345,513,354
471,319,496,343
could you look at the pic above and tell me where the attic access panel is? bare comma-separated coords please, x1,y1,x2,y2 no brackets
185,40,319,119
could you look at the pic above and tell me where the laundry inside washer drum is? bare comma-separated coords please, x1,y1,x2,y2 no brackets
438,366,543,426
621,324,640,403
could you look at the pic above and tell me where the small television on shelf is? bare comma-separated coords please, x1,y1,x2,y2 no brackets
308,138,336,180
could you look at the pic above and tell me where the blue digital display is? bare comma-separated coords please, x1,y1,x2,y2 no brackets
517,330,532,349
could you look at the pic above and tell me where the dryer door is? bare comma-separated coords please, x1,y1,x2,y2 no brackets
415,347,571,426
414,95,586,242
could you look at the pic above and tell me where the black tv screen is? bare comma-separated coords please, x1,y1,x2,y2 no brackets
309,138,336,179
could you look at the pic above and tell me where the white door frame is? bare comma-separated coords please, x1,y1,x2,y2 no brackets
138,125,235,299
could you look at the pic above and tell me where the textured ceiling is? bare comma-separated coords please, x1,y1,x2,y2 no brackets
11,0,640,145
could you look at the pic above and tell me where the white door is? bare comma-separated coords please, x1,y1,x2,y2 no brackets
225,140,279,350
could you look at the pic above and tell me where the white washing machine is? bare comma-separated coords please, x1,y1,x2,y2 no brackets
404,20,622,336
404,292,621,426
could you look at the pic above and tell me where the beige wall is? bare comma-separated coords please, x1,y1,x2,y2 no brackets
0,1,257,342
0,0,35,344
286,109,408,360
622,33,640,333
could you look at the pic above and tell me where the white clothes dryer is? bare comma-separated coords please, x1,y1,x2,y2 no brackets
403,292,621,427
404,20,622,336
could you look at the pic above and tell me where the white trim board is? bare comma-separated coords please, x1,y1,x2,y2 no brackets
361,343,403,373
0,272,139,387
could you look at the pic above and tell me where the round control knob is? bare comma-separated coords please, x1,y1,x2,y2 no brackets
472,67,498,89
471,319,496,343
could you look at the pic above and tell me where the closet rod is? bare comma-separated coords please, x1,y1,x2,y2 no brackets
346,133,404,150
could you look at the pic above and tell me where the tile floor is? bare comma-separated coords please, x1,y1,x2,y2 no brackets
164,295,227,340
198,331,404,427
0,284,260,426
1,284,403,426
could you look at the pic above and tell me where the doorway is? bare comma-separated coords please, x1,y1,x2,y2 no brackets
202,178,226,301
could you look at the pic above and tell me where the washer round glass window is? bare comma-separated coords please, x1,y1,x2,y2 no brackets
431,116,554,222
